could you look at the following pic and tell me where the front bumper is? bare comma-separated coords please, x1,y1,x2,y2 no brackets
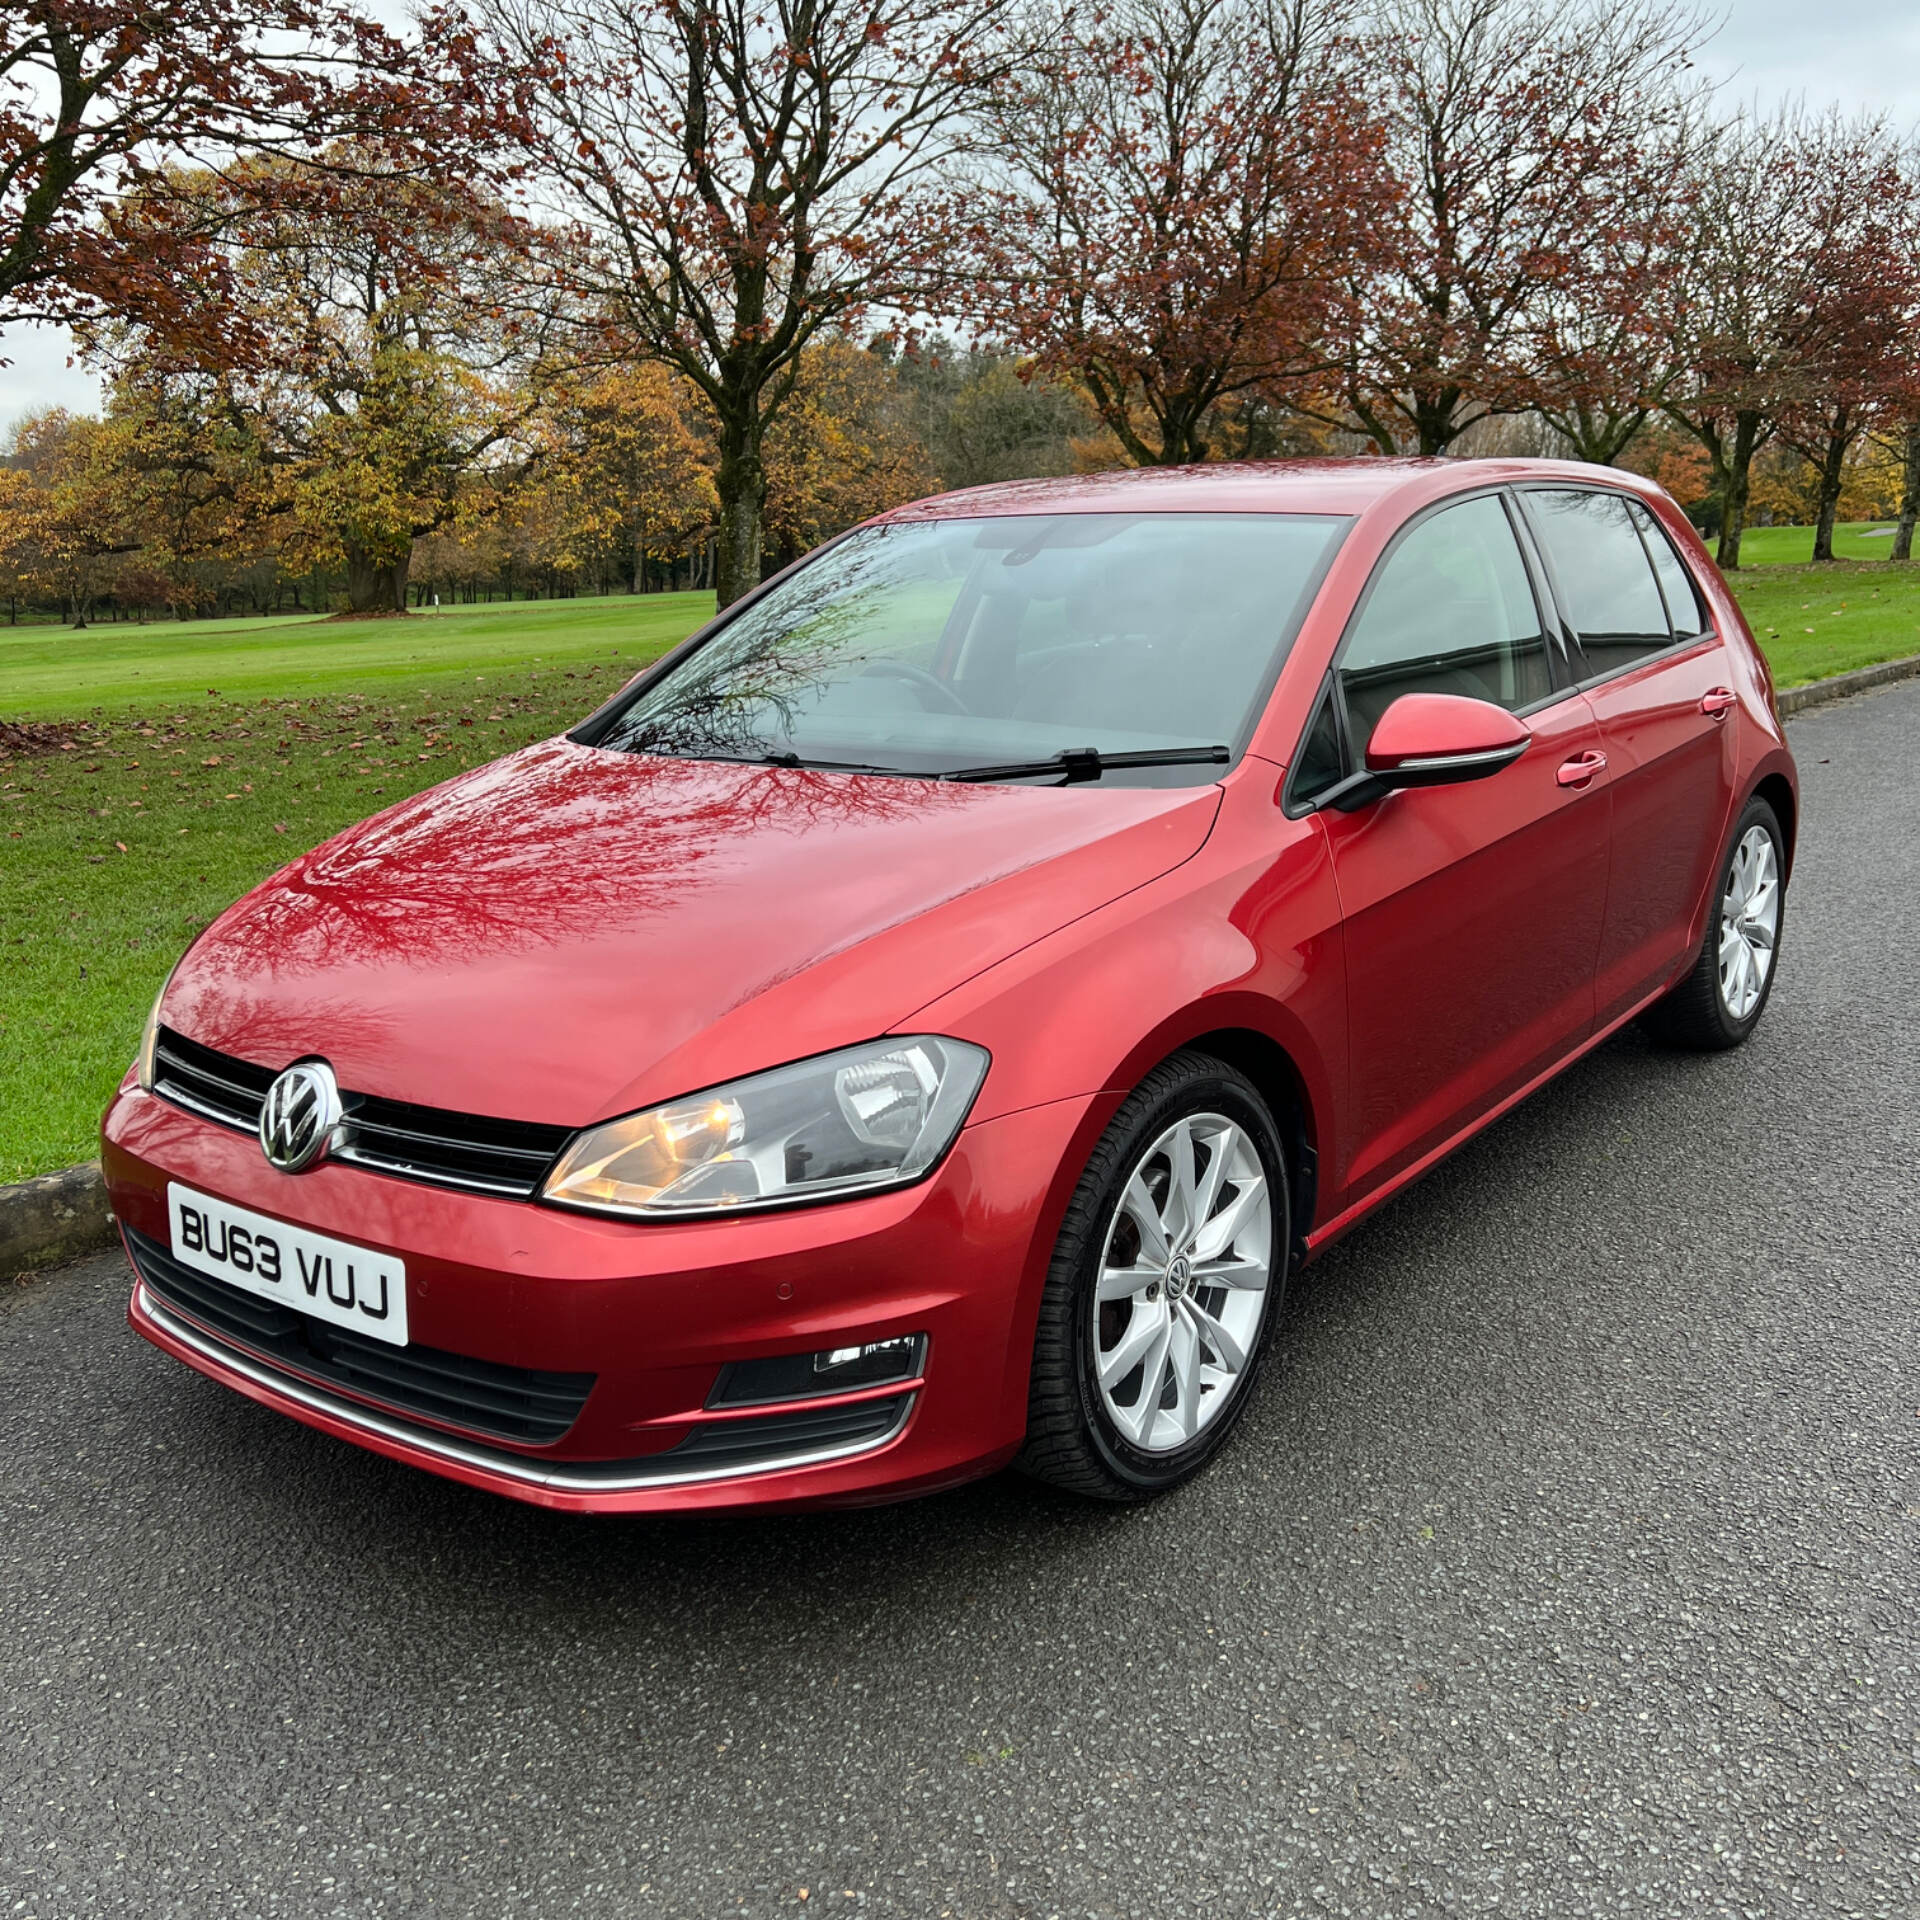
104,1081,1102,1513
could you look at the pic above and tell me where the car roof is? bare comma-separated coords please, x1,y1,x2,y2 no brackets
875,457,1668,523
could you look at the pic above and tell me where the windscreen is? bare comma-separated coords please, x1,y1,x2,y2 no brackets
594,513,1347,782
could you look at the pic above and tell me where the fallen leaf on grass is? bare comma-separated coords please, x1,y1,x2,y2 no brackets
272,822,288,834
115,842,127,853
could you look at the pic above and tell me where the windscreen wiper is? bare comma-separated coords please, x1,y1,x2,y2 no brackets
635,745,911,775
937,745,1231,785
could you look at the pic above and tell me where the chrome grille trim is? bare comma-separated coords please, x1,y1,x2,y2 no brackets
150,1026,571,1201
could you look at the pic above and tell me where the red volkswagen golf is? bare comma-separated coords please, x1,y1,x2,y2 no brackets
103,460,1797,1512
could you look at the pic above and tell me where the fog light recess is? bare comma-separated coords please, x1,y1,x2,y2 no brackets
708,1334,927,1409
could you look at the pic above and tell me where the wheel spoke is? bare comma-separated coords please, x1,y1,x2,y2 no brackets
1098,1261,1154,1303
1190,1124,1232,1245
1192,1251,1268,1290
1184,1296,1248,1374
1121,1173,1171,1267
1192,1175,1265,1262
1114,1315,1175,1445
1165,1120,1198,1245
1167,1313,1202,1442
1098,1301,1169,1393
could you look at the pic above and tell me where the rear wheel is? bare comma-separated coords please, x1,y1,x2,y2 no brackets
1017,1051,1288,1501
1640,794,1785,1051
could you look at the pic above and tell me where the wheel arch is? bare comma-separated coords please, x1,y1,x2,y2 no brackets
1165,1024,1319,1277
1752,770,1797,881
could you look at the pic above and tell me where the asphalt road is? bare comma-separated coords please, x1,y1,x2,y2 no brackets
5,684,1918,1920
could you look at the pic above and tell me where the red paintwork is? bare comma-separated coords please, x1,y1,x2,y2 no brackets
1361,691,1532,771
103,456,1798,1513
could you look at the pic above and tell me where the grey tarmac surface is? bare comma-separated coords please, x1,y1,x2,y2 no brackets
4,683,1918,1920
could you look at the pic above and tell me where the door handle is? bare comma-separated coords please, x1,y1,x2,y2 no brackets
1700,686,1737,718
1557,750,1607,789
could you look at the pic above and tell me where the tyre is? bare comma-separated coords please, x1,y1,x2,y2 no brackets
1016,1050,1289,1501
1640,794,1786,1052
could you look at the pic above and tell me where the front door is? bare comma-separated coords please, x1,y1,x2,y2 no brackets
1292,490,1614,1212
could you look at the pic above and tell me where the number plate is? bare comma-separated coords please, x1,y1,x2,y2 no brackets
166,1183,408,1347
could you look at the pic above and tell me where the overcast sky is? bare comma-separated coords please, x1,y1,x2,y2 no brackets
3,0,1917,431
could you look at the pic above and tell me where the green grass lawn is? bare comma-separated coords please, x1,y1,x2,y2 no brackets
2,594,711,1185
4,548,1919,1187
1732,521,1902,566
0,589,714,718
1723,561,1920,687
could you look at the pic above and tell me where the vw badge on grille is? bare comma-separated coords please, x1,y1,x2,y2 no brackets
259,1060,342,1172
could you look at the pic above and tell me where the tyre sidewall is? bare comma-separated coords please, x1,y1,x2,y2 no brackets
1066,1068,1289,1494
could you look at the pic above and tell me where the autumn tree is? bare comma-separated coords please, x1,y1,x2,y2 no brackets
468,0,1022,606
892,341,1095,489
1,408,138,623
763,340,939,561
967,0,1388,466
109,162,558,612
543,361,717,591
1773,126,1920,563
1324,0,1704,457
0,0,488,348
1525,96,1704,464
1663,108,1914,568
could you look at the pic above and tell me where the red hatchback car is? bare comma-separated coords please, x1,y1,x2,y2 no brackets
104,459,1796,1512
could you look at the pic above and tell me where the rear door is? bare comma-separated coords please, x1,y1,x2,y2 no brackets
1517,489,1739,1025
1287,489,1613,1212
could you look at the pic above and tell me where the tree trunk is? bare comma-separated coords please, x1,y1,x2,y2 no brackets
345,540,410,614
1411,387,1468,457
1714,411,1765,570
1892,422,1920,562
1810,405,1852,563
714,418,767,611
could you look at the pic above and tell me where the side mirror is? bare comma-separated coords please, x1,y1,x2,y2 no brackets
1320,693,1532,812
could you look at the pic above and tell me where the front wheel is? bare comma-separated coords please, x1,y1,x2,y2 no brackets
1016,1051,1288,1502
1640,794,1786,1051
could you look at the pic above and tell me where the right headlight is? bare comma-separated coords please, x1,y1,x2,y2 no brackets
541,1036,990,1218
135,966,178,1091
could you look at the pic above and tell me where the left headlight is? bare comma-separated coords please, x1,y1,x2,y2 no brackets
541,1036,991,1218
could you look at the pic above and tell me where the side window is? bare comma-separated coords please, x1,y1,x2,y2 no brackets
1336,494,1554,743
1525,489,1674,676
1290,685,1345,806
1625,499,1708,638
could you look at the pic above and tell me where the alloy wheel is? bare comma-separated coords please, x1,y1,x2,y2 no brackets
1091,1112,1273,1453
1718,824,1780,1022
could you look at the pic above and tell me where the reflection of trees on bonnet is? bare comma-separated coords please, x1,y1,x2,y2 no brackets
192,739,986,976
600,531,925,760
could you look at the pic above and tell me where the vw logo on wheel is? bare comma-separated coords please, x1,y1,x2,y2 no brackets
259,1061,342,1173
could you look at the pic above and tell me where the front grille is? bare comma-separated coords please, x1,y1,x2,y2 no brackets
151,1026,572,1200
127,1226,595,1444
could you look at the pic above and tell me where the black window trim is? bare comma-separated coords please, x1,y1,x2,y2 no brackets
1282,483,1579,818
1508,481,1720,695
1621,494,1712,642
